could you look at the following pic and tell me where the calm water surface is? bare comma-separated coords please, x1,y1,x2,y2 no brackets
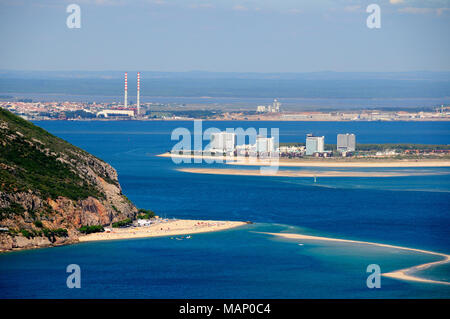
1,121,449,298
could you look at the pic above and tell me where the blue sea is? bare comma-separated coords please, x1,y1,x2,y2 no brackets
1,120,449,298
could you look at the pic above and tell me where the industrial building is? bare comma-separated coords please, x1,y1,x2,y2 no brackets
96,109,135,118
136,72,141,116
96,72,141,118
256,99,281,113
256,105,267,113
271,99,281,113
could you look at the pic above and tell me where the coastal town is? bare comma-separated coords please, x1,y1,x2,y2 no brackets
2,99,449,122
169,130,450,160
1,72,449,122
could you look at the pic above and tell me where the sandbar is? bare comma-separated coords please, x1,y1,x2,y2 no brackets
261,232,450,285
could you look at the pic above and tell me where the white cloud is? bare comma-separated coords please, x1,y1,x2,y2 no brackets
398,6,450,15
390,0,405,4
343,5,361,12
232,5,248,11
190,3,214,9
398,7,433,14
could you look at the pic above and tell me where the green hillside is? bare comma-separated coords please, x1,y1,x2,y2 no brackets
0,108,137,251
0,108,100,203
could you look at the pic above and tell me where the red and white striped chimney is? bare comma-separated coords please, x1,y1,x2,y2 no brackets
137,72,140,115
124,72,128,108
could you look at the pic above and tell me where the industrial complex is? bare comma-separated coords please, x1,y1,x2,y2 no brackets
96,72,142,118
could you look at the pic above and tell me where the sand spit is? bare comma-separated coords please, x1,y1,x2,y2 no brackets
177,167,443,178
260,232,450,285
79,219,247,242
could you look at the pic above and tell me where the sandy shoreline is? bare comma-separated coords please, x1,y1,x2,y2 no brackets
158,153,450,168
261,232,450,285
177,167,444,178
79,219,247,242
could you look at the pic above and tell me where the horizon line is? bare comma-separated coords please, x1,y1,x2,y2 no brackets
1,69,450,74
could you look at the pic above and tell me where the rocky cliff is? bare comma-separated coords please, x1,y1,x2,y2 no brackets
0,108,138,251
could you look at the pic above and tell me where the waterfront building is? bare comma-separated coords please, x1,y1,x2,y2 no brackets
337,133,356,152
256,136,275,155
236,143,252,156
279,145,305,157
137,219,152,227
305,134,324,155
210,132,237,152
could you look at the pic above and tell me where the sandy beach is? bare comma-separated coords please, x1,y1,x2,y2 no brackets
158,152,450,168
78,219,247,242
261,232,450,285
177,167,443,178
233,159,450,168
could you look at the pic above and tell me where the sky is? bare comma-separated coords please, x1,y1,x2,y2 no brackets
0,0,449,72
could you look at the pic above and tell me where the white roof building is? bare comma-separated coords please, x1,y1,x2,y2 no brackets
137,219,152,227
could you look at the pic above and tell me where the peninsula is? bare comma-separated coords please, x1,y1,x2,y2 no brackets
0,108,245,252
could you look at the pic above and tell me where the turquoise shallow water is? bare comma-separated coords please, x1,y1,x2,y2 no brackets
0,120,449,298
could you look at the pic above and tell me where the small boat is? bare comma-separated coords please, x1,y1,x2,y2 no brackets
186,235,192,239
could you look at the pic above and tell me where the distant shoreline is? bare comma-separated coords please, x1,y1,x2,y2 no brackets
158,152,450,168
78,219,248,243
30,118,450,122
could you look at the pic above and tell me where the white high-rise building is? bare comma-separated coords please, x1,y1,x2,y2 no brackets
210,132,237,152
256,136,275,154
305,134,324,155
337,133,356,152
